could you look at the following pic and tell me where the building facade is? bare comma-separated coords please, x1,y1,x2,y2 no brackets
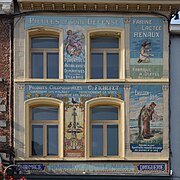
170,22,180,180
13,0,179,179
0,0,14,163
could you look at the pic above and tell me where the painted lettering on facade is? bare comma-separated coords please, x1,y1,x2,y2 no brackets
130,17,163,79
25,16,124,28
17,162,168,175
25,16,124,80
25,84,124,101
129,85,163,152
25,83,124,157
137,164,166,171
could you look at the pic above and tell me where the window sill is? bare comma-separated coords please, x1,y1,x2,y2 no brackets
15,157,125,161
125,78,169,83
85,156,125,161
86,79,125,83
15,157,64,161
14,78,64,83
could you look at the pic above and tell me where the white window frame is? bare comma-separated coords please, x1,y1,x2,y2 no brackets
85,97,125,160
25,27,63,82
87,29,125,82
25,97,64,160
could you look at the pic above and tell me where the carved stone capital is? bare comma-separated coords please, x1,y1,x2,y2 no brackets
124,84,130,90
17,84,25,90
162,85,169,91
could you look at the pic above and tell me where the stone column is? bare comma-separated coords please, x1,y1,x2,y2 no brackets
124,84,131,151
162,84,169,155
124,18,131,78
163,18,169,78
15,83,25,158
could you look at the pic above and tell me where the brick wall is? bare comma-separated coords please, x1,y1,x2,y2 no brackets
0,17,13,158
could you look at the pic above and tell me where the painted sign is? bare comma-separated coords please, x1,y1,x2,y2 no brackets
18,164,45,171
64,29,85,79
25,16,165,80
64,106,85,157
129,85,163,152
130,17,163,79
25,16,124,29
137,164,166,172
25,16,124,80
25,83,124,157
17,162,169,175
24,84,124,101
25,84,165,154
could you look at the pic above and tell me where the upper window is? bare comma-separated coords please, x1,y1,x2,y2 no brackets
30,36,59,79
88,30,124,81
26,28,63,80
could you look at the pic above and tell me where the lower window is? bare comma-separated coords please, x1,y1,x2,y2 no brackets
90,105,119,157
30,106,59,157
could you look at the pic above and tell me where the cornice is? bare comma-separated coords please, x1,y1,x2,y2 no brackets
17,1,180,14
17,0,180,3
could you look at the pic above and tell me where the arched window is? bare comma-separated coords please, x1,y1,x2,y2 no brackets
91,105,119,156
85,97,124,159
25,98,63,159
25,28,63,80
31,105,59,156
87,29,125,81
30,36,59,79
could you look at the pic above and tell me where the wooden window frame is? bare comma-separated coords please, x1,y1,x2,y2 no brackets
25,28,63,82
30,106,58,157
85,97,125,160
30,38,59,79
87,29,125,82
25,98,64,160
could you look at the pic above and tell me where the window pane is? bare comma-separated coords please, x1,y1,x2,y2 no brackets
32,106,58,120
107,53,119,79
91,37,119,48
32,125,43,156
31,37,59,48
31,53,43,78
92,106,118,120
47,125,58,156
107,125,118,156
47,53,59,78
92,125,103,156
91,53,103,79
